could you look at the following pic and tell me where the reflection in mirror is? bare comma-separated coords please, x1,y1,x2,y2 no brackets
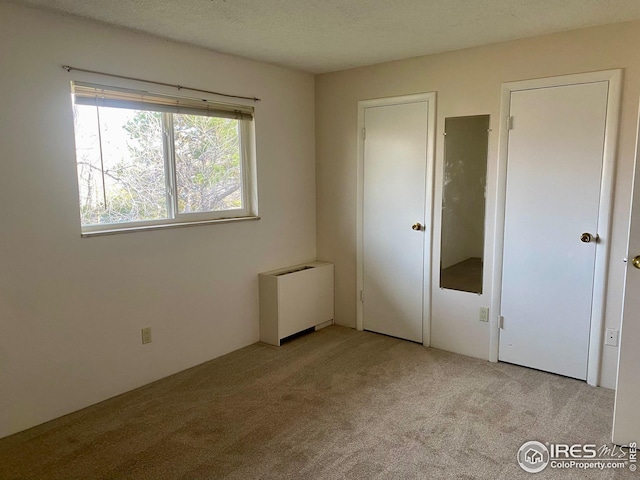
440,115,490,294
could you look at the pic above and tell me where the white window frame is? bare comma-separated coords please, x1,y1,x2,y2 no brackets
71,82,259,236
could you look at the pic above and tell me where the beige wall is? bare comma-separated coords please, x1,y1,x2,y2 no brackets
316,20,640,388
0,4,316,438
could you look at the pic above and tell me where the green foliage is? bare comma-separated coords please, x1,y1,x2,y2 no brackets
78,107,242,225
173,113,241,214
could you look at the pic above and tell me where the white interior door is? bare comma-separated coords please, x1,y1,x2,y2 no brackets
362,101,428,342
499,82,609,380
612,105,640,446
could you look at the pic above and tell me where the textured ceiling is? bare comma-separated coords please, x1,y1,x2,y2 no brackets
9,0,640,73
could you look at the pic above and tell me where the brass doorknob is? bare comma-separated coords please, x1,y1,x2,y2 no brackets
580,232,597,243
632,256,640,269
412,222,423,231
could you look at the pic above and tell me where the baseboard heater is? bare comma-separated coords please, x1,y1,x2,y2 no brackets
259,261,334,346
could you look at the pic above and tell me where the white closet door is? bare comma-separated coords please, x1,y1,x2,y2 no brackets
499,82,609,379
612,104,640,446
362,101,428,342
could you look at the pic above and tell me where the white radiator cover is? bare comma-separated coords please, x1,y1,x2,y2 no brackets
259,261,334,345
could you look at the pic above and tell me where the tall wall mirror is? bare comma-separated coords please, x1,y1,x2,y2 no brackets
440,115,490,294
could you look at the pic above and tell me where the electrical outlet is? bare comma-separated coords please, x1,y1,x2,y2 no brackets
479,307,489,322
141,327,152,345
605,328,618,347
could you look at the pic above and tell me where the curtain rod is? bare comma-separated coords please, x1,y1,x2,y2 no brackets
62,65,261,102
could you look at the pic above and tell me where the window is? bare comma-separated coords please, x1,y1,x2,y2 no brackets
71,82,256,234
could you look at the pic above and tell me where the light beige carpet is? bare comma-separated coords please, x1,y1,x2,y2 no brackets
0,326,627,479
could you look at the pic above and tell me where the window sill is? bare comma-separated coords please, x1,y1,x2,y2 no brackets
81,215,261,238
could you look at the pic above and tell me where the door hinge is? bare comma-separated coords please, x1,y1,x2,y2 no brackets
360,290,365,302
362,128,366,140
499,315,505,329
508,116,514,130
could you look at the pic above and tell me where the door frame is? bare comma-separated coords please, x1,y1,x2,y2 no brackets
490,70,622,386
356,92,437,346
